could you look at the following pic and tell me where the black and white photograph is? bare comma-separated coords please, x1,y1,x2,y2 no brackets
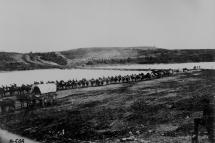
0,0,214,143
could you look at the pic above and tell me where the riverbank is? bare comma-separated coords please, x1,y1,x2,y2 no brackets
1,62,214,86
0,69,214,143
1,47,215,72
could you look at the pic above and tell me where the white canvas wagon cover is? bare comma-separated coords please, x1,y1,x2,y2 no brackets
31,83,57,94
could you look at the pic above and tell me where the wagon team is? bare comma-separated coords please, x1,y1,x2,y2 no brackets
0,67,200,98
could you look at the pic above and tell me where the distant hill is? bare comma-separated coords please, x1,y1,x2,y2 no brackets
0,47,215,71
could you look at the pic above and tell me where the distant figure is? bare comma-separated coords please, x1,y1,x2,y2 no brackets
34,81,39,85
193,66,197,70
193,66,201,70
192,97,214,143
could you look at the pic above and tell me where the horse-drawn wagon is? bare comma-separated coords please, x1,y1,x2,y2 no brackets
30,83,57,107
17,83,57,108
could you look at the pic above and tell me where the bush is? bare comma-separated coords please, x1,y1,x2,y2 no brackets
36,52,67,65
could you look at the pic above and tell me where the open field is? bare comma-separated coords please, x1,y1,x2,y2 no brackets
0,70,214,143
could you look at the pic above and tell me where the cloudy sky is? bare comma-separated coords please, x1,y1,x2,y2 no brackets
0,0,214,53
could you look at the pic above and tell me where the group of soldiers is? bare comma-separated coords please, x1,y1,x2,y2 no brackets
0,84,31,98
56,69,173,90
0,69,175,113
0,69,174,98
0,67,213,142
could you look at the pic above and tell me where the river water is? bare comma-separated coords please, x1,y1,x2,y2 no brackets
0,69,144,86
96,62,215,70
0,62,214,86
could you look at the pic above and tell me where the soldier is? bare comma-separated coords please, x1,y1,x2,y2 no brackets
192,97,214,143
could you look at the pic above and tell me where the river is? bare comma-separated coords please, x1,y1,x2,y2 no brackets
0,62,214,86
95,62,215,70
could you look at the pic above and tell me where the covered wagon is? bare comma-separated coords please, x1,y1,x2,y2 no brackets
30,83,57,106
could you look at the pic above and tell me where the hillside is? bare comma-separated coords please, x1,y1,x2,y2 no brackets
0,47,215,71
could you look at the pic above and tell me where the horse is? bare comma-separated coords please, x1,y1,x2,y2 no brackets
0,87,5,98
0,98,15,114
183,68,189,72
16,93,32,109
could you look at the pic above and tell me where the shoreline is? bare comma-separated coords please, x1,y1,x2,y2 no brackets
0,61,214,73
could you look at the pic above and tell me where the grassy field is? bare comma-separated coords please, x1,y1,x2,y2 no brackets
0,70,214,143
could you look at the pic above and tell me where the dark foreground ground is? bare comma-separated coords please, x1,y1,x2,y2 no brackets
0,70,215,143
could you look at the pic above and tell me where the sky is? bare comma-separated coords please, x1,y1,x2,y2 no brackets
0,0,214,53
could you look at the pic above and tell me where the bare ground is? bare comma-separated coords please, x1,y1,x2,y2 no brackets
0,70,214,143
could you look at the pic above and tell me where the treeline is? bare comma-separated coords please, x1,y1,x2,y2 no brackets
1,48,215,71
0,62,59,71
0,62,26,71
0,53,15,62
29,52,67,65
136,53,214,64
86,49,215,65
0,53,26,71
86,58,132,65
